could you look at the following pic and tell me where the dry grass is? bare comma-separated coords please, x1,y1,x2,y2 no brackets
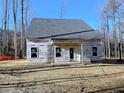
0,59,27,68
0,60,124,92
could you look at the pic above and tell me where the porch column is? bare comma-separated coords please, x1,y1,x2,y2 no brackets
52,43,55,65
80,41,83,64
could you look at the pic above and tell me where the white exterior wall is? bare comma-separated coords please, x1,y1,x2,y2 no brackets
26,39,103,64
83,41,103,61
26,39,53,64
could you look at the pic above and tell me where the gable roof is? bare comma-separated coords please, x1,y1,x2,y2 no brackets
26,18,101,40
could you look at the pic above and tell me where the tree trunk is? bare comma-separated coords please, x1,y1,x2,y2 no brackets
113,13,117,58
13,0,18,59
106,13,111,59
3,0,8,55
20,0,24,58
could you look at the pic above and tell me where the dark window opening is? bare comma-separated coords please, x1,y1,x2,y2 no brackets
92,47,97,56
70,48,74,59
31,47,37,52
31,47,38,58
56,47,61,57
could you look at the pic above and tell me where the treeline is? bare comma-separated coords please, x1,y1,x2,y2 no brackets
101,0,124,58
0,0,30,58
0,29,21,56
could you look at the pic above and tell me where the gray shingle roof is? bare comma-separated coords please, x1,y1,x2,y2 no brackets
26,18,101,40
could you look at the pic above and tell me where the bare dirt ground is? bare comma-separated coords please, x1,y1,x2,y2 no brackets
0,59,27,68
0,60,124,93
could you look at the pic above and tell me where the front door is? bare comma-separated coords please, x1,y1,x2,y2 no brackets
70,48,74,60
92,47,98,61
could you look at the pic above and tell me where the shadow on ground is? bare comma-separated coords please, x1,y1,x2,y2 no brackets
102,59,124,64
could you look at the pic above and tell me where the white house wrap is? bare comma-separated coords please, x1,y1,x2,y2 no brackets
26,18,103,64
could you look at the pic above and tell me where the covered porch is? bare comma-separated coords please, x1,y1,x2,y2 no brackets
52,39,83,64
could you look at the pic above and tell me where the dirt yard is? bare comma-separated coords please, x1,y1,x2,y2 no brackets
0,60,124,93
0,59,27,68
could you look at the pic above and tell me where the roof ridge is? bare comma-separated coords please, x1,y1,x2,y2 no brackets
32,18,82,21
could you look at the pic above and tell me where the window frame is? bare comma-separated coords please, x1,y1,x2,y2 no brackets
31,47,38,58
55,47,61,57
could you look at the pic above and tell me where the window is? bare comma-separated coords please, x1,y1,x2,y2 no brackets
31,47,38,58
56,47,61,57
92,47,97,56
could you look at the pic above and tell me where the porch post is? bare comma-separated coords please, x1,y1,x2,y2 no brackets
80,40,83,64
52,43,55,65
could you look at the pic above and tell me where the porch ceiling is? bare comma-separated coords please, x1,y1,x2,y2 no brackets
53,40,81,46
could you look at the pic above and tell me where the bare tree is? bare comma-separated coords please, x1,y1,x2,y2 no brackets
25,0,29,31
20,0,24,58
110,0,118,58
0,0,30,57
2,0,8,55
13,0,18,59
24,0,29,57
101,0,123,59
102,6,111,59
